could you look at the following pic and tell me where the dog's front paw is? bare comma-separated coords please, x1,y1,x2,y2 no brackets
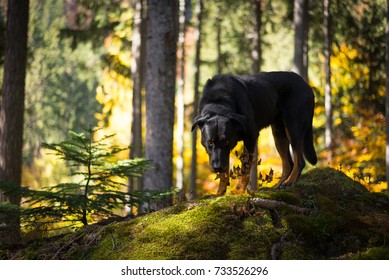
233,175,250,194
231,187,245,195
274,178,296,189
281,179,296,188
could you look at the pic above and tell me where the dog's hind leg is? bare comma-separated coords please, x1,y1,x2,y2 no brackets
282,140,305,186
271,122,293,188
282,111,308,186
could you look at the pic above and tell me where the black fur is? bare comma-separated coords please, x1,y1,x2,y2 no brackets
192,71,317,188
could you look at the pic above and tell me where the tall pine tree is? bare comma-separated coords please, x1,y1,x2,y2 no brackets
386,0,389,196
189,0,203,200
293,0,309,81
323,0,333,164
144,0,178,208
0,0,29,244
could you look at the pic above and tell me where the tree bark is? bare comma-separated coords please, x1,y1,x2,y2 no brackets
189,0,203,201
175,0,188,194
250,0,262,192
216,4,222,74
129,0,145,194
144,0,178,207
323,0,333,164
0,0,29,244
293,0,309,81
251,0,262,75
386,0,389,196
250,197,310,215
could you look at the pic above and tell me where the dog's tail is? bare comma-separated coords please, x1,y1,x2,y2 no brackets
303,125,317,165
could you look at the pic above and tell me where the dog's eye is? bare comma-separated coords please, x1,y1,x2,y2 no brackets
207,139,215,146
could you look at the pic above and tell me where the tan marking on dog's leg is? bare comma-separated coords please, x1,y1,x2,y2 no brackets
283,143,303,186
234,174,251,194
248,145,259,193
216,172,229,195
272,133,293,188
274,156,293,188
234,148,253,194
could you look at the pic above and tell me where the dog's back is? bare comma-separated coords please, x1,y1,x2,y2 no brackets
244,72,313,102
250,72,317,166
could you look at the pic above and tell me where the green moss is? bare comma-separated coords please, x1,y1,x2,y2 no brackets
87,197,243,259
281,239,317,260
8,168,389,260
67,195,288,260
265,189,302,206
298,167,368,197
351,247,389,260
228,215,285,259
282,168,389,258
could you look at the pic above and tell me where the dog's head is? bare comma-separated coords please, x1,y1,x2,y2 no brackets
191,113,246,173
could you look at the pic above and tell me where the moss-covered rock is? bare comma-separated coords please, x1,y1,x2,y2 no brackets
5,168,389,260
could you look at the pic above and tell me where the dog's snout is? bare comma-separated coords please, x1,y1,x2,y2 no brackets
211,156,227,173
211,159,222,171
212,166,224,173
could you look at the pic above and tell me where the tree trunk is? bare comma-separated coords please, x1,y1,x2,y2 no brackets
293,0,309,81
216,4,222,74
386,0,389,196
129,0,145,194
250,0,262,192
323,0,333,164
251,0,262,75
189,0,203,201
302,0,309,80
175,0,188,195
144,0,178,208
0,0,29,244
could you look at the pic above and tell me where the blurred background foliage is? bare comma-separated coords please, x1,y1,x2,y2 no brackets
10,0,387,207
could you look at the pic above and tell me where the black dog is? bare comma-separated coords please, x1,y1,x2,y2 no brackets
191,72,317,195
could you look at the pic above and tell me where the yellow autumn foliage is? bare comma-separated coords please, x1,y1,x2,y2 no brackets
314,43,386,192
94,9,134,159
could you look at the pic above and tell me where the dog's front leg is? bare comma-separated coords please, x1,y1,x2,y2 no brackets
216,172,229,195
234,148,253,194
215,157,230,195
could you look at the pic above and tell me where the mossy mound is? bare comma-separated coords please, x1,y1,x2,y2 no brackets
6,168,389,260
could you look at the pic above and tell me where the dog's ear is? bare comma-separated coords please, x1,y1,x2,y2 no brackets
204,78,213,88
228,113,247,132
191,114,209,131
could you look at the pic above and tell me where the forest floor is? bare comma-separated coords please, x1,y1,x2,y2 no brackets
3,167,389,260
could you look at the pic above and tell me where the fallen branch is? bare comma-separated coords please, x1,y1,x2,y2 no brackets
249,197,310,215
51,231,88,260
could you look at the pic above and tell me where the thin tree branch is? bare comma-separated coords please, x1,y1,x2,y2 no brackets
249,197,310,215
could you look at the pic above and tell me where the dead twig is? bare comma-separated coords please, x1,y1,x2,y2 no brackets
51,230,88,260
249,197,310,215
51,224,106,259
